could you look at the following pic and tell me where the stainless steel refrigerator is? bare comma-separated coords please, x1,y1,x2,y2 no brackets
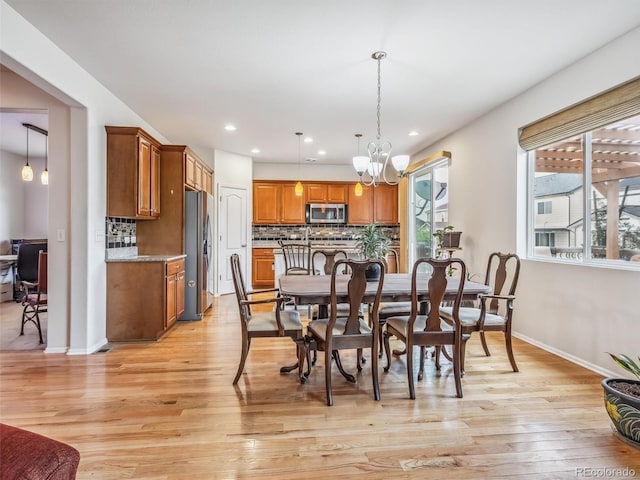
180,190,214,320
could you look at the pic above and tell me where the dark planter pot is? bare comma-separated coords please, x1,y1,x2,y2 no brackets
365,263,381,282
602,378,640,448
442,231,462,248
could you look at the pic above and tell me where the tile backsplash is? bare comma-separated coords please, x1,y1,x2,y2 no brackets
105,217,137,248
252,224,399,242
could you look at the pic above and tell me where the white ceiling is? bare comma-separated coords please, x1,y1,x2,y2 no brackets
4,0,640,165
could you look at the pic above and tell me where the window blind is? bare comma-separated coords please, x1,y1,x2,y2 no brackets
519,76,640,151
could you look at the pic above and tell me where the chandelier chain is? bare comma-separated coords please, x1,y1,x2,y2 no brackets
376,55,382,141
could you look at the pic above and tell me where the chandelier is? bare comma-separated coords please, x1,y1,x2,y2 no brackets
352,51,409,187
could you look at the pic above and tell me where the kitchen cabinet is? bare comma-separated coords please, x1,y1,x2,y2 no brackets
253,182,305,224
203,167,213,195
306,183,346,204
347,183,397,225
185,149,212,192
165,258,185,328
252,248,275,288
106,256,186,341
347,184,373,224
280,184,306,223
137,145,214,255
253,183,280,224
106,126,162,219
373,184,398,224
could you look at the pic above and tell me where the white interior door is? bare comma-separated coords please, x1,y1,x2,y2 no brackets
218,186,247,294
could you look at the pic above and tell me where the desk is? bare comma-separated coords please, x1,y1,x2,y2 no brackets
0,255,18,302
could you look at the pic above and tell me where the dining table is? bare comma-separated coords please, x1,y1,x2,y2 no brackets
279,272,492,318
278,273,492,381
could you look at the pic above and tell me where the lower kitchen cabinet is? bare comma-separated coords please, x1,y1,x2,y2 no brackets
165,259,185,328
107,257,186,341
252,248,275,288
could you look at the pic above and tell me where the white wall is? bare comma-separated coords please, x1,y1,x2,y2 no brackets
254,162,357,182
1,1,170,353
413,26,640,377
0,151,35,241
213,149,253,295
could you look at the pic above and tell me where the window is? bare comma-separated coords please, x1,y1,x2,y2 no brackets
537,201,552,215
521,76,640,266
535,232,555,247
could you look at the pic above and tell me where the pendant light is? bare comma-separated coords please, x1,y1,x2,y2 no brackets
353,134,364,196
294,132,303,196
21,124,34,182
41,134,49,185
352,51,410,186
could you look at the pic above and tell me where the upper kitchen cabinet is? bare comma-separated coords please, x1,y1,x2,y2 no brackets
280,183,306,223
253,182,305,224
347,183,398,225
373,183,398,224
185,149,212,193
306,183,347,204
106,126,161,219
347,183,373,224
253,182,280,224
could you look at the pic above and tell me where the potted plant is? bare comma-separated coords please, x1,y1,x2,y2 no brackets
433,225,462,249
602,353,640,448
355,223,390,281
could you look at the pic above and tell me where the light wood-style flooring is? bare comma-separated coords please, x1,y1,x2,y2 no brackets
0,293,638,479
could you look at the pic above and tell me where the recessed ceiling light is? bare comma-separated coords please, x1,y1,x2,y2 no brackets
304,137,313,143
408,131,419,136
317,150,326,155
224,124,237,131
251,148,260,154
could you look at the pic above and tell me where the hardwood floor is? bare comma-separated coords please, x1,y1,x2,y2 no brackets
0,293,638,479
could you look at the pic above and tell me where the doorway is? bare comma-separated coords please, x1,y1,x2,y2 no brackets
217,185,248,295
407,159,449,271
0,109,49,350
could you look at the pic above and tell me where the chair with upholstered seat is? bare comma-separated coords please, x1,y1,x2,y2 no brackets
230,253,306,384
20,250,47,344
376,248,411,355
440,252,521,372
383,257,467,399
278,240,313,275
278,240,314,314
305,258,385,406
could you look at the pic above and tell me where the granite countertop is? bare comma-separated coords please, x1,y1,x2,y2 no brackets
106,253,187,263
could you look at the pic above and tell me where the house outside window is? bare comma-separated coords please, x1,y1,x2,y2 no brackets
521,77,640,266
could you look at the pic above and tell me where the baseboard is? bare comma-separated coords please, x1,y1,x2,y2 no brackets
512,331,618,379
66,337,109,355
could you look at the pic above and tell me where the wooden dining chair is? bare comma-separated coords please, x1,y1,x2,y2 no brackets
305,258,385,406
230,253,306,384
383,257,467,399
278,240,313,275
376,248,411,355
20,251,47,344
440,252,521,372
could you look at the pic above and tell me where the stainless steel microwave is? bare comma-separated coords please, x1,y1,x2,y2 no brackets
306,203,347,224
